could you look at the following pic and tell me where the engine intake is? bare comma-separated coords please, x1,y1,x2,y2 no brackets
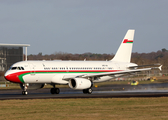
69,78,92,90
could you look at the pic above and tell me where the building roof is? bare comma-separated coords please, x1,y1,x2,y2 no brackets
0,43,30,47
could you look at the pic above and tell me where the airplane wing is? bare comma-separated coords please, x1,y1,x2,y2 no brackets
82,68,151,78
62,68,152,80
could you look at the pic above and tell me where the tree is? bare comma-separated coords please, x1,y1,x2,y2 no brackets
162,48,167,52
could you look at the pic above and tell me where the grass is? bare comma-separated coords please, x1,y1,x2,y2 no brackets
0,98,168,120
0,77,168,119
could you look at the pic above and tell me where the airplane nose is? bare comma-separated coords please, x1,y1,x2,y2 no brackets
4,71,22,83
4,71,9,79
4,72,11,81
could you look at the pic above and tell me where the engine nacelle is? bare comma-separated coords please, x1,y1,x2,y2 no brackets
20,83,45,90
69,78,92,90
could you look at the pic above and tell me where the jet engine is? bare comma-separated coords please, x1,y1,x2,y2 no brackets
20,83,45,90
69,78,92,90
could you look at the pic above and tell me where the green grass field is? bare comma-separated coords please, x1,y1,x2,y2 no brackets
0,77,168,119
0,98,168,120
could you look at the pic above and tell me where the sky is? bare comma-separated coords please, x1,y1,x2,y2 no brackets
0,0,168,55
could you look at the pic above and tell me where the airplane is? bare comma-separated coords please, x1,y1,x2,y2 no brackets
4,29,160,95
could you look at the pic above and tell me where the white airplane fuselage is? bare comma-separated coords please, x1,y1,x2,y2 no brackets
5,60,137,84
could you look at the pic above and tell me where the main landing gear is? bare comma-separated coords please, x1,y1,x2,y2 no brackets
50,84,60,94
83,88,93,94
22,83,28,95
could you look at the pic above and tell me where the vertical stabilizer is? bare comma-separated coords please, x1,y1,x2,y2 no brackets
111,29,135,63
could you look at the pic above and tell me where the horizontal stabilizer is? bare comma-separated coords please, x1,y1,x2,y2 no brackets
128,63,161,69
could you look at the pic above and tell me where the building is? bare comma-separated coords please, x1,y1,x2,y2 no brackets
0,44,30,72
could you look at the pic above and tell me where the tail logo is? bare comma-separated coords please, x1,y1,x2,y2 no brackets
123,39,133,43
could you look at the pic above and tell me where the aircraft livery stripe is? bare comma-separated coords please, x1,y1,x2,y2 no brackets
11,70,121,83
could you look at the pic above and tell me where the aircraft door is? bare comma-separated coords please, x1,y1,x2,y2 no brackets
29,63,35,75
66,66,69,72
27,63,40,83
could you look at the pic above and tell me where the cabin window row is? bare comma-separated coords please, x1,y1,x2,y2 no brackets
44,67,113,70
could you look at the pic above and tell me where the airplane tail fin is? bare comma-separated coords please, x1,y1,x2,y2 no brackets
111,29,135,63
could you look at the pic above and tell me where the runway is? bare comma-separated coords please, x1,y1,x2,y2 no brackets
0,83,168,100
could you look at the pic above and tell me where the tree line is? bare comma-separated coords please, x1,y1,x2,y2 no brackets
27,48,168,71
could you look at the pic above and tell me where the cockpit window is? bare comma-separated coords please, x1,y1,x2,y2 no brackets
11,67,17,70
21,67,24,70
10,67,24,70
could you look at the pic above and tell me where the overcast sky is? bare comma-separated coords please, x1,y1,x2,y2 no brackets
0,0,168,55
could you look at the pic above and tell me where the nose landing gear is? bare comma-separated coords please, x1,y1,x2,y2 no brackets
22,83,28,95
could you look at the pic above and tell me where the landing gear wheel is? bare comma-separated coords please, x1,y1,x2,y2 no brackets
83,89,87,94
50,88,60,94
83,88,93,94
87,88,92,94
55,88,60,94
22,91,28,95
50,88,55,94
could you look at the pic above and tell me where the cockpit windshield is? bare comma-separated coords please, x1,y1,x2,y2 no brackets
10,67,24,70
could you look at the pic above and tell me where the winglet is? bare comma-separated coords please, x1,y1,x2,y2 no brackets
158,65,162,71
152,65,162,71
